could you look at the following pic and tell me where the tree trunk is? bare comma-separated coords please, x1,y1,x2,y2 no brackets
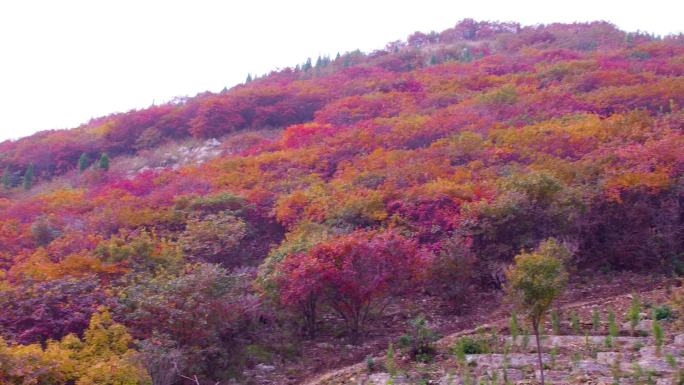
534,319,545,385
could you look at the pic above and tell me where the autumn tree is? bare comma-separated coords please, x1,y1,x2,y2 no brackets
120,264,258,380
0,277,113,344
505,238,570,385
179,211,247,264
277,230,424,342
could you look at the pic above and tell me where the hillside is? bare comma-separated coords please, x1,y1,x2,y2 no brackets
0,20,683,385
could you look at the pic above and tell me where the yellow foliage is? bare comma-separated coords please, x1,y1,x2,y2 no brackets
0,308,150,385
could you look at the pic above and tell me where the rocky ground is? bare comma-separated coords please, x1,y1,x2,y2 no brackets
304,280,683,385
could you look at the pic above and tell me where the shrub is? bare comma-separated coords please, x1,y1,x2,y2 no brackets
275,230,424,342
453,336,486,356
119,263,258,380
398,315,439,362
179,211,247,264
0,276,113,344
653,304,673,321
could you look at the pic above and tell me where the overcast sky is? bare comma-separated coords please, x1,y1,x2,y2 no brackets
0,0,682,142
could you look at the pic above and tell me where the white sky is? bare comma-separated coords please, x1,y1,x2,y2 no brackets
0,0,682,142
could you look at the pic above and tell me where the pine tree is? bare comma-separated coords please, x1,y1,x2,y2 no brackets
303,58,312,71
98,153,110,171
2,166,10,189
23,164,34,191
78,153,89,173
246,73,253,83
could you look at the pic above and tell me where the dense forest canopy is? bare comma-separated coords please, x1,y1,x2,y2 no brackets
0,20,683,384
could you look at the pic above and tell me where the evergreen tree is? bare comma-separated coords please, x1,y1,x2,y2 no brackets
98,153,110,171
78,153,89,173
2,166,10,189
23,164,34,191
303,57,312,71
246,73,252,83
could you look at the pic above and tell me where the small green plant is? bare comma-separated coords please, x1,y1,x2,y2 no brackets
550,345,558,368
400,315,439,362
632,340,644,351
666,352,676,369
592,308,601,331
477,326,491,353
522,328,530,350
570,310,581,334
608,308,619,339
571,351,582,364
653,304,673,320
509,310,520,343
653,316,664,355
610,352,622,383
627,294,641,334
584,330,595,358
605,333,613,348
631,361,643,382
453,336,486,357
551,309,560,334
386,342,397,376
366,355,375,373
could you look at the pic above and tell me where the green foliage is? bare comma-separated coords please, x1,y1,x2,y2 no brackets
592,308,601,331
95,229,183,272
608,308,619,338
78,153,89,173
506,238,568,385
398,315,439,362
365,355,376,373
1,166,10,189
570,310,581,334
453,336,487,356
98,153,110,171
627,294,641,333
551,309,560,334
23,164,34,190
179,211,247,264
652,316,664,354
385,342,397,376
653,304,673,320
509,310,520,343
506,238,569,327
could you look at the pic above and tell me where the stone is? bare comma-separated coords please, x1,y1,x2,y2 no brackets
465,353,549,369
255,363,275,372
572,360,610,375
367,373,409,384
535,369,569,382
674,334,684,346
639,345,684,358
596,351,622,365
637,358,679,373
621,319,653,332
